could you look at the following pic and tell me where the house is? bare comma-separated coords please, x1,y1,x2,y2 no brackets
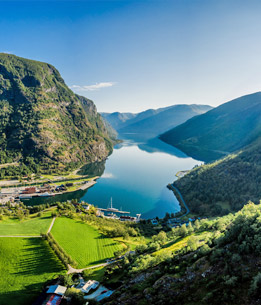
22,187,36,194
43,285,67,305
82,204,90,210
81,280,99,293
46,285,67,296
120,215,136,222
167,218,181,225
151,219,158,225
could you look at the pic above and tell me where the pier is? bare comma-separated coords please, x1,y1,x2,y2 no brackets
97,208,130,214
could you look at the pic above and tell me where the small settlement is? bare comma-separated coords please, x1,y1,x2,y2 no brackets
151,217,198,229
0,179,97,204
38,277,114,305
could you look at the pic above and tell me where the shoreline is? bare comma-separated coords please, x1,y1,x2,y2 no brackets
0,177,99,204
167,183,190,218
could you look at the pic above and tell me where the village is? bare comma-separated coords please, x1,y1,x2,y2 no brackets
35,276,114,305
0,177,98,205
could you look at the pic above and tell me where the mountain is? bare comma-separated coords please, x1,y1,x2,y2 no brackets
173,137,261,216
0,53,113,175
160,92,261,161
101,112,136,131
102,104,212,140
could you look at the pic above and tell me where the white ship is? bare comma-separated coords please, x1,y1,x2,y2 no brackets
19,194,32,199
107,198,119,212
38,192,54,197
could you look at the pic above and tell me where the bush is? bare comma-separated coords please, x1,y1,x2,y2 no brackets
249,272,261,296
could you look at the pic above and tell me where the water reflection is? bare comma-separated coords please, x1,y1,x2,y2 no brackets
24,136,201,219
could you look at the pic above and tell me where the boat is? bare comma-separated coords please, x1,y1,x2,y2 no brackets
107,198,119,212
19,194,32,199
38,192,54,197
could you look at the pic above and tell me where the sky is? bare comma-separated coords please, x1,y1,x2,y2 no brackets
1,0,261,112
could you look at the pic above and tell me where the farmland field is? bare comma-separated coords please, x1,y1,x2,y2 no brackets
0,211,53,236
51,217,124,268
0,237,65,305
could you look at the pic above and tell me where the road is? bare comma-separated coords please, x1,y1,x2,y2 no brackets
67,262,110,274
67,258,121,274
170,184,190,216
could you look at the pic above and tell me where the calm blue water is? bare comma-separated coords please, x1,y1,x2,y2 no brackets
24,137,201,219
80,137,200,219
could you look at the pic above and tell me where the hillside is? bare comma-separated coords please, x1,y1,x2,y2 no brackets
160,92,261,161
102,104,212,139
173,137,261,216
103,203,261,305
0,53,112,176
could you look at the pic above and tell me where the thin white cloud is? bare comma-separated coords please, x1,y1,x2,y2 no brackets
102,173,115,179
69,82,116,91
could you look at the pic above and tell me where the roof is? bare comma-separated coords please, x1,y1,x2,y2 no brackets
44,294,62,305
46,285,67,296
82,280,99,293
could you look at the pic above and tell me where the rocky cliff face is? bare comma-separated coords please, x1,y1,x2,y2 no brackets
0,53,112,172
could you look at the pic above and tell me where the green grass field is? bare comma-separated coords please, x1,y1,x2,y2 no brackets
0,237,65,305
0,211,53,236
51,217,124,268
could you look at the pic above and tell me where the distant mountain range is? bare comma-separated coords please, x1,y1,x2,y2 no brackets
101,104,213,140
0,53,112,175
160,92,261,161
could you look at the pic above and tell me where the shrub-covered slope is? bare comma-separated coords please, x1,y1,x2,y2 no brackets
0,53,112,174
104,203,261,305
160,92,261,161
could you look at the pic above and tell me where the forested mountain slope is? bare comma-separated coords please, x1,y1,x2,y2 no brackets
160,92,261,161
104,203,261,305
174,137,261,216
0,53,112,176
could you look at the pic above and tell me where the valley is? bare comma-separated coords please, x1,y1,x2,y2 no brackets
0,45,261,305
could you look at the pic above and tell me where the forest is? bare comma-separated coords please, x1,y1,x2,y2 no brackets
174,138,261,216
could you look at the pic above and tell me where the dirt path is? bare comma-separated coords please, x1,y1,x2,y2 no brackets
47,217,56,233
0,235,41,238
67,261,117,274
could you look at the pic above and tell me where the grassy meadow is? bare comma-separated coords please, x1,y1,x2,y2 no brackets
0,237,65,305
51,217,124,268
0,211,53,236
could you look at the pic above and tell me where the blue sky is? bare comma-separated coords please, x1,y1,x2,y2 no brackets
1,0,261,112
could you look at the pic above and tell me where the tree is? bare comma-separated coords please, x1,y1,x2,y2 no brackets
187,236,199,251
249,273,261,296
194,219,200,230
164,212,170,221
17,210,24,221
187,221,194,233
179,224,188,237
152,231,167,245
65,288,84,305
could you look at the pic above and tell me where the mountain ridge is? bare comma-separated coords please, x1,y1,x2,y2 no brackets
160,92,261,161
102,104,213,140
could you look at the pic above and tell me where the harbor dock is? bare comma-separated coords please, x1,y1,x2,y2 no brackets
97,207,130,214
